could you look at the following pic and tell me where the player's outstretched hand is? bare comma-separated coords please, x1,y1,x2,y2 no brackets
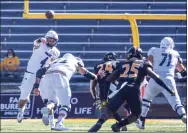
41,37,47,44
33,88,40,96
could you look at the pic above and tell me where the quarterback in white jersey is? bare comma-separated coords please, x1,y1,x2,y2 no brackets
17,30,60,123
137,37,187,129
33,53,97,130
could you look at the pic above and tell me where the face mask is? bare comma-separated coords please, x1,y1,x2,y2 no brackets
8,55,13,58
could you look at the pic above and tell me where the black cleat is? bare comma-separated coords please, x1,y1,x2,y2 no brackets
121,125,127,131
88,123,102,132
111,123,120,132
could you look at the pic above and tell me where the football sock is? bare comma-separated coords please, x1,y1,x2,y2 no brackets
97,118,105,125
49,114,54,120
113,113,122,122
140,116,146,121
57,115,65,124
19,106,25,113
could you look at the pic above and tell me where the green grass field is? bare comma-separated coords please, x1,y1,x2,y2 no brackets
1,119,186,132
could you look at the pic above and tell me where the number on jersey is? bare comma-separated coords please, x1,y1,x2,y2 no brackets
97,63,113,74
120,63,140,78
40,57,48,68
159,53,172,66
53,59,67,64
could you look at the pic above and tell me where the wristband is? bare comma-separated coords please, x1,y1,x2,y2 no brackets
180,69,187,77
84,71,96,80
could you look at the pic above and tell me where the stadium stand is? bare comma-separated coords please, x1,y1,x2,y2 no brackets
0,1,186,93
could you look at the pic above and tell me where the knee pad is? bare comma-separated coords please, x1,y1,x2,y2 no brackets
59,105,71,115
142,98,152,109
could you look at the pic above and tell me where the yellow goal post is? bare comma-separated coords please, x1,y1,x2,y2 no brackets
23,0,186,48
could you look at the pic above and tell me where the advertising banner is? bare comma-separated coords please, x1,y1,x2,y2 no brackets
0,92,181,119
0,93,34,118
0,93,96,118
32,92,96,118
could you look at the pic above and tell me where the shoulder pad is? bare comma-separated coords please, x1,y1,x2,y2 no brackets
173,50,180,57
52,48,60,57
147,47,156,57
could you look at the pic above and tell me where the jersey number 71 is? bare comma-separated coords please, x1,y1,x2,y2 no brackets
159,53,172,67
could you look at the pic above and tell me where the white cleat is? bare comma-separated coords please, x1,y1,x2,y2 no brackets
136,119,145,130
17,111,24,123
41,107,50,126
51,122,70,131
181,115,187,124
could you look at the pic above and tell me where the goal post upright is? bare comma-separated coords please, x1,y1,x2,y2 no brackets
23,0,186,47
23,0,29,14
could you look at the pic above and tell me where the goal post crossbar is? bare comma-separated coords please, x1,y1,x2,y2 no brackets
23,0,186,47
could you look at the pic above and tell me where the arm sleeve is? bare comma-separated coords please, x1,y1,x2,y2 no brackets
94,64,99,74
33,38,41,48
116,61,124,73
105,68,121,83
143,60,153,71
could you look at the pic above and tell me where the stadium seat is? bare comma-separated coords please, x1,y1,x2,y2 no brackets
0,0,186,91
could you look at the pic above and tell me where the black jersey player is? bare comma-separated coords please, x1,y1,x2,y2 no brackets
89,52,128,132
89,47,175,132
91,52,118,103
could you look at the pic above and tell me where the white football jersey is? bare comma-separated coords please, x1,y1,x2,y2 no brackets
148,47,180,77
26,43,60,73
47,53,84,80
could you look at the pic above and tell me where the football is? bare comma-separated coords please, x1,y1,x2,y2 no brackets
45,10,55,19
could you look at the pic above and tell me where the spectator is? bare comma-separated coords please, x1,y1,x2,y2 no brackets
1,49,20,78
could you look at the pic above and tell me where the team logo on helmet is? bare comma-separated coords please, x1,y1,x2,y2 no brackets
127,46,143,60
102,52,117,62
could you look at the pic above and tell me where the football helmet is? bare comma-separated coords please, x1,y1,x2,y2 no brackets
102,52,117,62
62,53,74,60
160,37,174,50
126,46,143,60
45,30,58,47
